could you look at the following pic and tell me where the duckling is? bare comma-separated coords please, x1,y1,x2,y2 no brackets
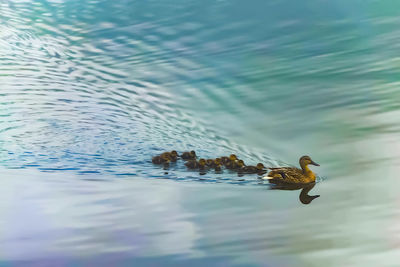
229,154,238,161
198,158,207,171
214,164,222,172
181,150,196,160
225,160,236,170
171,150,179,157
226,159,244,170
241,163,265,174
224,154,239,167
263,155,320,184
160,151,178,162
235,160,245,170
168,150,178,162
185,159,199,169
215,158,222,165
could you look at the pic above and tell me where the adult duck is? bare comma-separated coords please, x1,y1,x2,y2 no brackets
263,155,319,184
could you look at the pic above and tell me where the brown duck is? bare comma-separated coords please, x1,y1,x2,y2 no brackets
263,155,319,184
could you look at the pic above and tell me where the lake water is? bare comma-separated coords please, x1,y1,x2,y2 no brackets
1,0,400,266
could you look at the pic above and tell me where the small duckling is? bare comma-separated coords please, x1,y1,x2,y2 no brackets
214,158,222,167
256,163,267,175
160,151,177,162
235,160,245,170
198,158,207,175
224,154,239,167
171,150,179,157
198,158,207,170
185,159,199,169
214,164,222,173
229,154,238,161
241,163,265,174
181,150,196,160
168,150,178,162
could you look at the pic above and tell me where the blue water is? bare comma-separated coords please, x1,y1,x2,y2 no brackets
1,0,400,266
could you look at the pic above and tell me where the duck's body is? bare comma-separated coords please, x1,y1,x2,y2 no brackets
263,156,319,184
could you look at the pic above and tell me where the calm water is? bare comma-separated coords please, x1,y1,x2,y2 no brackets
1,0,400,266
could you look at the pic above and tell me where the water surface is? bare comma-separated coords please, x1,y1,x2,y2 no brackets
1,0,400,266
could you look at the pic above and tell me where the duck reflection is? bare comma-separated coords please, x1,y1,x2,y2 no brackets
269,182,320,205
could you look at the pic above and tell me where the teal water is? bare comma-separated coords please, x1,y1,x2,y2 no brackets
1,0,400,266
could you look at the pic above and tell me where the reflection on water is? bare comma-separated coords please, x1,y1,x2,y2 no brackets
1,0,400,266
270,183,320,205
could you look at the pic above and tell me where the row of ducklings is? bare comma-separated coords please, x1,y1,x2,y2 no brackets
152,150,266,175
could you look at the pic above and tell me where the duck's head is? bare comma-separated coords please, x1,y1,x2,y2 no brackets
215,158,221,164
171,150,178,157
198,158,206,166
256,163,265,170
229,154,237,161
237,160,245,168
299,155,319,167
190,150,196,157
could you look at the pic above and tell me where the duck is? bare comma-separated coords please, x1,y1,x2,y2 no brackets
214,158,222,166
263,155,319,184
225,159,245,170
223,154,238,167
214,163,222,172
229,154,238,161
160,151,178,162
198,158,207,171
240,163,265,174
152,153,171,164
171,150,179,157
235,160,245,170
181,150,196,160
185,159,199,169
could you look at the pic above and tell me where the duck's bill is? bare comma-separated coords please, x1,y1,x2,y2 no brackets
310,160,320,166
